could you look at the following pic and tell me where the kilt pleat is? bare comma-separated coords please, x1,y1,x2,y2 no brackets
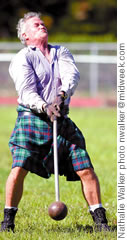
9,105,93,181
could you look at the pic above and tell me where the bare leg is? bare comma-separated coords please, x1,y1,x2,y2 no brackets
76,168,101,205
76,168,110,231
5,167,28,207
0,167,28,232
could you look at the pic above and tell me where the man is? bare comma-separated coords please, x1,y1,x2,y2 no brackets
0,12,109,232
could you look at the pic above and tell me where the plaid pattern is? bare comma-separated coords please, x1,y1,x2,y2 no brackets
9,105,93,181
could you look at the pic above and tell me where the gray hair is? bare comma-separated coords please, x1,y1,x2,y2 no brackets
17,12,41,45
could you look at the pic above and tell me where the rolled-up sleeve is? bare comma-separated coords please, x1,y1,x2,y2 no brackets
9,51,45,113
58,46,80,97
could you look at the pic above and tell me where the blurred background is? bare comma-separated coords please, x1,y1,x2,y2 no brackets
0,0,117,107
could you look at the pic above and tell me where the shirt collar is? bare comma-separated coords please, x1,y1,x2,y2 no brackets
27,44,57,64
28,45,37,51
28,44,52,51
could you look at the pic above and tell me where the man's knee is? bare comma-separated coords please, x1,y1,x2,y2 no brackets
9,167,28,183
76,168,96,180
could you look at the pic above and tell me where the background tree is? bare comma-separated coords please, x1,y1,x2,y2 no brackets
0,0,116,40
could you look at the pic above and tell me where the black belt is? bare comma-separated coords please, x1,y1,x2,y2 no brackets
18,111,49,121
18,111,65,124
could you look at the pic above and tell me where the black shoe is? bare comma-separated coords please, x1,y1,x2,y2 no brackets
0,221,15,232
90,207,110,232
0,208,17,232
94,223,111,232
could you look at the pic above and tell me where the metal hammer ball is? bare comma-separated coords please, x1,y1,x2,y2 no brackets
48,201,68,221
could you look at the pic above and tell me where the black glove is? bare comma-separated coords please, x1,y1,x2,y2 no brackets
53,92,68,116
43,103,60,122
53,94,64,108
60,105,69,116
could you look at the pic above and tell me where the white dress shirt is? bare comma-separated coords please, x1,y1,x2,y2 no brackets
9,44,80,113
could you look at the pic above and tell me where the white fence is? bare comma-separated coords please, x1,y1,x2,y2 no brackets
0,42,117,97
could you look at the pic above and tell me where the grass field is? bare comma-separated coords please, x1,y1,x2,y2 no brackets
0,106,117,240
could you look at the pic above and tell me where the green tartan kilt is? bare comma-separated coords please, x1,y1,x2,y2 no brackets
9,105,93,181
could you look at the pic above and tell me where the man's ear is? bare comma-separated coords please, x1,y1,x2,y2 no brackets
22,33,29,41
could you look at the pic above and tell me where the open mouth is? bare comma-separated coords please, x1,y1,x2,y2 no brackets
41,28,47,33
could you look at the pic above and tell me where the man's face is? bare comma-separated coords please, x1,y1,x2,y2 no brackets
23,17,48,44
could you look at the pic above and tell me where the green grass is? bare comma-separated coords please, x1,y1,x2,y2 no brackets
0,106,117,239
0,33,116,43
48,33,116,43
